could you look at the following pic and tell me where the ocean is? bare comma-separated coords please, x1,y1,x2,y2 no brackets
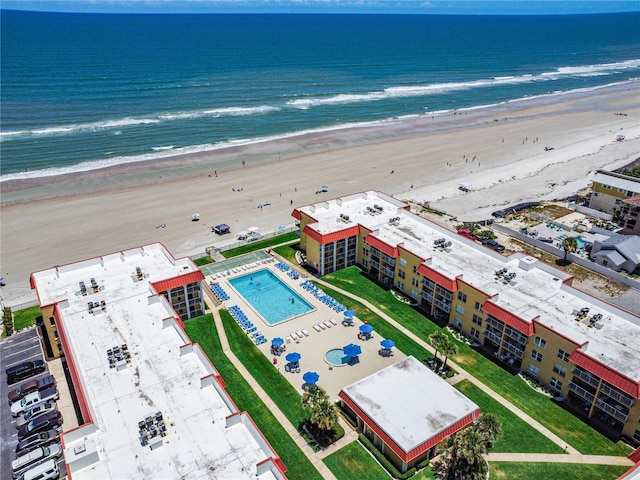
1,10,639,180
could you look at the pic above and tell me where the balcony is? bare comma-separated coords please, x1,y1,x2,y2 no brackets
381,266,395,278
504,326,527,345
434,299,451,313
435,286,453,300
370,249,380,258
502,342,524,359
422,278,435,288
571,367,601,389
421,290,433,301
486,316,505,331
369,259,380,269
381,254,396,267
568,381,595,403
483,329,502,346
595,398,629,423
599,383,634,408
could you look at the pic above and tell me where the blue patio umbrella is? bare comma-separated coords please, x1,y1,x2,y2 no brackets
303,371,320,385
343,343,362,358
359,324,374,334
271,337,284,348
380,339,395,349
344,310,356,318
286,352,301,363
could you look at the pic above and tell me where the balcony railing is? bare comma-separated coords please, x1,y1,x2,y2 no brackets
571,367,600,389
486,316,505,331
482,329,502,346
381,254,396,266
371,249,380,258
422,278,435,288
369,259,380,269
595,398,629,423
502,342,524,359
504,326,528,345
434,299,451,313
435,286,453,300
381,266,395,278
421,291,433,302
599,383,634,408
568,381,595,403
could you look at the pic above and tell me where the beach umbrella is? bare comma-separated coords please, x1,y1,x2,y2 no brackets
277,225,286,231
191,213,200,221
302,371,320,385
321,185,329,190
359,324,374,334
271,337,284,348
286,352,301,363
380,339,395,350
343,343,362,358
344,310,356,318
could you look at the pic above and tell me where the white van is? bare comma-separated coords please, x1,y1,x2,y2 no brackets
11,444,61,479
19,459,59,480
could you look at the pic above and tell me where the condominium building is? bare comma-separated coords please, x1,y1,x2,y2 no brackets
589,170,640,215
30,243,286,479
294,191,640,446
620,194,640,235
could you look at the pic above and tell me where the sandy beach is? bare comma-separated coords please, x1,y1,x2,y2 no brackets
1,81,639,306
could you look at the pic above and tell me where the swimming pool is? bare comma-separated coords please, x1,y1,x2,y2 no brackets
228,269,313,325
324,348,350,367
575,237,586,248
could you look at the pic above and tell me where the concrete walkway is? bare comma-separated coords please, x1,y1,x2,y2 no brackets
486,453,632,466
209,305,340,480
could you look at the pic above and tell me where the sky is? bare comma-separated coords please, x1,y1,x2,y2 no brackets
2,0,639,15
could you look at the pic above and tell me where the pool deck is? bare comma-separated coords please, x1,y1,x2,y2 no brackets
205,261,406,400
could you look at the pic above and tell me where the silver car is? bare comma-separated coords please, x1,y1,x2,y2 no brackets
15,403,57,429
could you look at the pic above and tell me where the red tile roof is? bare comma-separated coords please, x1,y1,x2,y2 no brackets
482,300,534,336
291,208,302,220
339,391,479,462
417,263,458,292
365,234,399,258
569,350,640,399
150,270,205,293
302,224,360,245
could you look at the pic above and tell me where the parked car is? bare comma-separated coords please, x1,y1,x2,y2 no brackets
11,444,62,479
8,380,39,405
16,430,61,456
6,361,46,386
15,402,58,429
11,388,59,417
18,411,63,440
481,239,505,252
15,458,59,480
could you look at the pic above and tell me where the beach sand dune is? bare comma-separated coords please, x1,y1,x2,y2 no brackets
1,81,639,305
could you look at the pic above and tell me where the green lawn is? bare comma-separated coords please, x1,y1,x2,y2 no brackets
454,380,564,454
489,462,629,480
183,315,323,480
193,256,215,266
324,441,404,480
222,232,299,258
273,243,299,263
321,267,631,456
13,305,41,331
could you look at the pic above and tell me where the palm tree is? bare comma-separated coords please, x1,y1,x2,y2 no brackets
312,399,339,432
301,385,325,412
429,330,448,361
474,414,502,450
562,236,579,262
439,428,486,480
441,337,458,370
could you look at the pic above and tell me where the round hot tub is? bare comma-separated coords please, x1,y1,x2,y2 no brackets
324,348,349,367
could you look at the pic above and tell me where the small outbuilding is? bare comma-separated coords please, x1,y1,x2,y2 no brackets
338,356,480,473
213,224,231,235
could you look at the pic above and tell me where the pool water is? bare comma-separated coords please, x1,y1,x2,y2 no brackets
229,269,313,325
575,237,586,248
325,348,349,366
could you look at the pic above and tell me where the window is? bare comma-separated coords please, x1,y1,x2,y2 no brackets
534,336,547,349
455,304,465,315
399,258,407,267
527,363,540,376
553,363,567,377
57,343,62,352
411,278,419,287
471,327,480,338
362,259,368,268
397,281,405,291
615,199,621,205
472,314,482,326
410,290,419,300
49,317,55,326
453,318,463,328
363,248,369,256
412,265,418,274
557,349,570,362
531,350,543,362
634,430,640,442
550,377,563,391
475,301,483,311
618,188,625,193
457,292,467,303
398,270,406,279
53,330,59,339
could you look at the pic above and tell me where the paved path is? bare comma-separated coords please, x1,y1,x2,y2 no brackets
486,453,632,466
208,304,340,480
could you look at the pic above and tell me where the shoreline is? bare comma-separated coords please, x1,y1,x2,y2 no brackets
2,80,638,204
1,80,639,306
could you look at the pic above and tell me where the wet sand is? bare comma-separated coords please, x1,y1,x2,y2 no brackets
1,80,639,306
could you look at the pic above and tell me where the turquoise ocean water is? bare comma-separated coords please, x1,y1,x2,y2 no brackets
1,10,639,180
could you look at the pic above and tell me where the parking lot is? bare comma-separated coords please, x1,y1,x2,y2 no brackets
1,327,67,479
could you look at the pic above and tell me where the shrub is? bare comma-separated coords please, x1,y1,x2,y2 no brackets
359,434,417,479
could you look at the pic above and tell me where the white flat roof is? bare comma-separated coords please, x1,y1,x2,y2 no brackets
298,191,640,382
31,244,280,480
592,171,640,194
341,356,479,452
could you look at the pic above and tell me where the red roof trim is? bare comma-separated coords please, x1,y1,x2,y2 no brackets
150,270,205,293
629,447,640,464
339,391,479,461
291,208,301,221
482,301,534,336
417,263,458,292
302,224,360,245
365,235,399,258
569,350,640,399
